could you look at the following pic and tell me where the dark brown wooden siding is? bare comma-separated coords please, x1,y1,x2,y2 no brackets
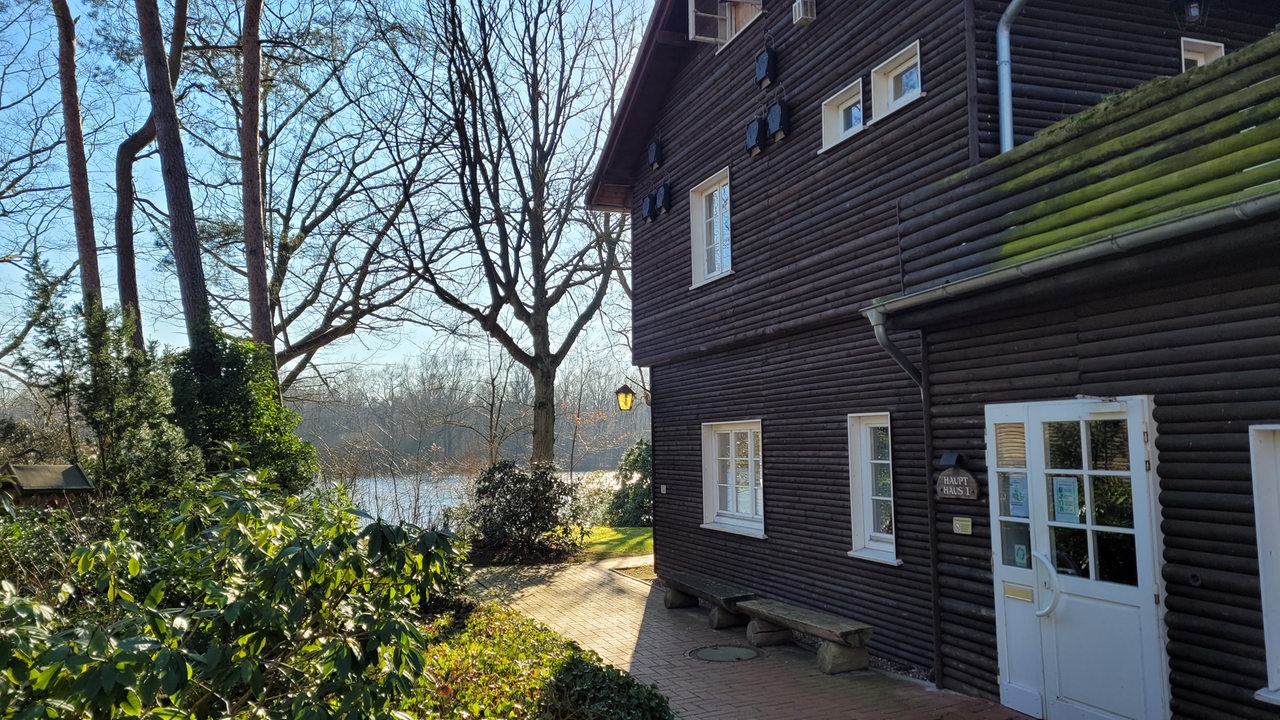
969,0,1280,159
923,237,1280,718
630,0,970,367
650,318,934,667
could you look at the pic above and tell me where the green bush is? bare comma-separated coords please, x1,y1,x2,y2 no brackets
604,439,653,527
0,470,465,718
413,603,673,720
171,332,317,494
455,460,585,565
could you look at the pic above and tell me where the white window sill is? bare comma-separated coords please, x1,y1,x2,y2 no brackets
1257,687,1280,706
848,547,903,566
690,269,734,290
867,91,925,128
819,127,865,155
702,521,767,539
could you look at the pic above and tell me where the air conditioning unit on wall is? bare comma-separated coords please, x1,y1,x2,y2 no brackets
793,0,816,26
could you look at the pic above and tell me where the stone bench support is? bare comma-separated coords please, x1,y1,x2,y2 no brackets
736,598,874,675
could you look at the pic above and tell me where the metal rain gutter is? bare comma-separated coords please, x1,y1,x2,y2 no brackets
998,0,1030,153
866,307,922,387
865,190,1280,321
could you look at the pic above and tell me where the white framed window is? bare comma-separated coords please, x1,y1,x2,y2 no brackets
1181,37,1224,72
870,41,923,122
820,79,864,152
848,413,899,565
701,420,765,537
688,0,761,47
689,168,732,287
1250,426,1280,706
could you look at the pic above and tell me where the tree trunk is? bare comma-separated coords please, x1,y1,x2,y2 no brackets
114,0,187,351
530,361,556,465
134,0,216,374
240,0,273,350
52,0,100,315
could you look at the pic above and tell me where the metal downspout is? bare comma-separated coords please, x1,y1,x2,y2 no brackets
866,308,922,387
998,0,1030,152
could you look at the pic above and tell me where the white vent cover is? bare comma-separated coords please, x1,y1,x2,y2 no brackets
792,0,816,25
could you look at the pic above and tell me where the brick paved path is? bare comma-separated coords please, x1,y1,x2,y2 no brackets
472,556,1032,720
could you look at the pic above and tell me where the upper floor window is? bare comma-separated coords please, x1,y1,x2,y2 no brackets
1181,37,1224,72
702,420,764,537
871,41,922,121
688,0,761,47
848,413,899,565
689,168,731,286
821,79,864,151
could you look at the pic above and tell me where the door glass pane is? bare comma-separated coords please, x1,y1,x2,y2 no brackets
1088,420,1130,471
995,423,1026,467
1095,531,1138,585
1051,526,1090,577
1092,476,1134,528
873,463,892,497
999,473,1030,518
870,425,890,461
1045,422,1083,469
1001,521,1032,569
1050,475,1086,524
873,499,893,535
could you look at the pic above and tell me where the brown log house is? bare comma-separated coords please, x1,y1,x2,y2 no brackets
588,2,1280,718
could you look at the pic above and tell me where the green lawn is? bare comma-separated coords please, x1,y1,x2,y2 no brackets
578,526,653,560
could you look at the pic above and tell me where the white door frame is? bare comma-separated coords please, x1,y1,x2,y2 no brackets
985,396,1169,719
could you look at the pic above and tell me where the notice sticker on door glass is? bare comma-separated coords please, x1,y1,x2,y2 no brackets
1008,474,1029,518
1053,476,1080,523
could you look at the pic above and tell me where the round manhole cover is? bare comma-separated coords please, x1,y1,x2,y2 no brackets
689,645,760,662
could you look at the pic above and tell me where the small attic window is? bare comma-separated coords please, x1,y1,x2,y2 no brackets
689,0,761,47
1181,37,1224,72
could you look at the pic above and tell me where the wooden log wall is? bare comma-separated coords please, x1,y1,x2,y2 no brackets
899,29,1280,295
923,237,1280,717
651,319,933,668
968,0,1280,160
633,0,974,674
629,0,971,367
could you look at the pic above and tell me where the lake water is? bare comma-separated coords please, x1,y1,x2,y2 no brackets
344,475,466,528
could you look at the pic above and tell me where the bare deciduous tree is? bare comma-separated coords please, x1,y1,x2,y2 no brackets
388,0,639,463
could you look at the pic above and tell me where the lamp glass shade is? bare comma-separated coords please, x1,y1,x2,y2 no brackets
615,384,636,412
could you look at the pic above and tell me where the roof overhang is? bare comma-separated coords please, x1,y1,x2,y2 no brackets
586,0,690,212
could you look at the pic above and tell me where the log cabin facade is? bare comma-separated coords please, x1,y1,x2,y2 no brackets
588,2,1280,718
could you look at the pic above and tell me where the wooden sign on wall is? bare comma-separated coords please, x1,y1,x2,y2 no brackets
936,467,979,501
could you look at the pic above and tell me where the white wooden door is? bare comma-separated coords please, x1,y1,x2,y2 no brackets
986,397,1167,720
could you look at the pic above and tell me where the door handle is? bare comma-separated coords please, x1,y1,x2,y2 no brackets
1032,551,1061,617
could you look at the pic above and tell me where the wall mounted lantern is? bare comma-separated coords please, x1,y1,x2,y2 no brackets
755,48,778,88
745,117,767,155
615,384,636,412
655,183,671,215
767,100,790,141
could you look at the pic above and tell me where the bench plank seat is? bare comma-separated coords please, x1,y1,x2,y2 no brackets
660,570,757,611
735,598,873,647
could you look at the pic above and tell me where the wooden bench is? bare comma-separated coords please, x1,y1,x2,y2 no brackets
735,598,874,674
659,570,757,628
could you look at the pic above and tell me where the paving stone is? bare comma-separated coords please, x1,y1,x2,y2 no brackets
472,556,1031,720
